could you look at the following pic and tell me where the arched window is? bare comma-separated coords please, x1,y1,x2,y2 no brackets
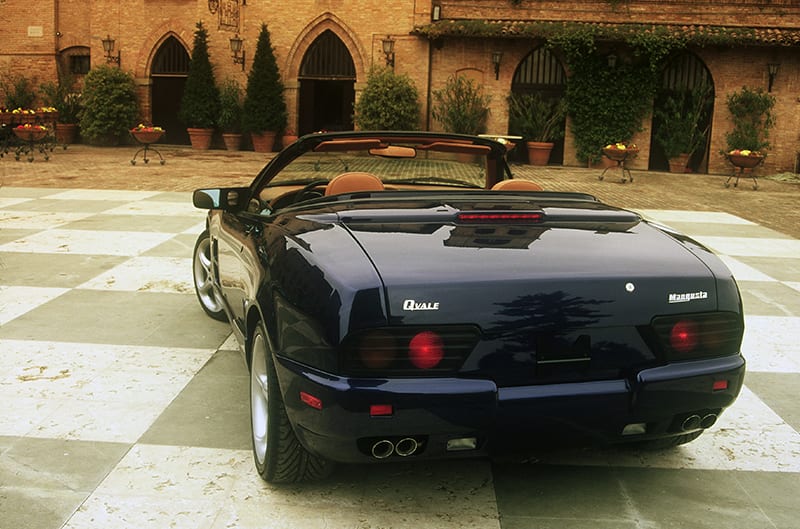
299,30,355,79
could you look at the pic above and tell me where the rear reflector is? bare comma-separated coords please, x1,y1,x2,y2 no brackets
300,391,322,410
712,380,729,391
370,404,393,417
457,212,543,223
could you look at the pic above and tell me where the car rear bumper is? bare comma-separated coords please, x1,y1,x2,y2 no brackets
274,354,745,463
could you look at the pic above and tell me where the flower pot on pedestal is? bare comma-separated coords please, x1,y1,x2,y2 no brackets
187,127,214,150
526,141,554,166
251,131,276,153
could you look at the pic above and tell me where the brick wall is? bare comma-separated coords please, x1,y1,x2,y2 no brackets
1,0,798,175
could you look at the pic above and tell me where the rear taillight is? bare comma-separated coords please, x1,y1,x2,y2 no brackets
340,326,479,376
408,331,444,369
652,312,743,361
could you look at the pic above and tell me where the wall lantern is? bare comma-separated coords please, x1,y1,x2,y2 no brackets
101,35,121,66
491,51,503,80
432,4,442,21
382,36,395,69
607,54,618,68
230,34,246,71
768,63,779,92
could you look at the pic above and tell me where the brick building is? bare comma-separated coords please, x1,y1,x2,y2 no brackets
2,0,799,175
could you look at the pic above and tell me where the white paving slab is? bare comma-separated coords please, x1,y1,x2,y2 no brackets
77,256,193,293
0,286,69,325
0,229,174,256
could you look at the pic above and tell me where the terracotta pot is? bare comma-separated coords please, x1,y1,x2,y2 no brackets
526,141,554,166
222,132,243,151
281,134,298,149
187,127,214,150
251,131,276,153
668,153,690,173
55,123,78,144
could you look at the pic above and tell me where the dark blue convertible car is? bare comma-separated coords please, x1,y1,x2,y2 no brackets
192,131,745,483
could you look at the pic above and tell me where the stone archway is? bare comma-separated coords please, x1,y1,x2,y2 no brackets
510,46,567,165
297,29,356,134
150,36,190,145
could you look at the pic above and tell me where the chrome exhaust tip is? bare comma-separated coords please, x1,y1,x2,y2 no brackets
682,414,702,431
394,437,419,457
371,439,395,459
700,413,718,429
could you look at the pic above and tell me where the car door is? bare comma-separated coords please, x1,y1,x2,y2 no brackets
214,209,263,339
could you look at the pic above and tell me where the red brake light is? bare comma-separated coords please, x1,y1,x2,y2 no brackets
457,212,543,223
670,320,699,354
408,331,444,369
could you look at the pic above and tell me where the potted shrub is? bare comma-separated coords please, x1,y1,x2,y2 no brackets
179,21,220,150
724,86,775,169
243,23,287,152
653,84,712,173
354,66,420,130
431,74,490,135
507,92,566,165
41,73,82,144
79,65,138,146
218,78,243,150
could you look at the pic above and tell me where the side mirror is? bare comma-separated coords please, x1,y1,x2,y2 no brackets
192,188,249,210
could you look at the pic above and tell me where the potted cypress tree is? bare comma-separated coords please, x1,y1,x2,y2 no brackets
218,78,243,150
179,21,220,150
243,23,287,152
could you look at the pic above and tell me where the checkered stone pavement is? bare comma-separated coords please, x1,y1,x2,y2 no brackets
1,188,798,529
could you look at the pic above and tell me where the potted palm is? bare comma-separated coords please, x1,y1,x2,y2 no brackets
653,84,712,173
507,92,566,165
243,23,287,152
431,75,490,135
218,78,243,150
179,22,220,150
41,73,82,144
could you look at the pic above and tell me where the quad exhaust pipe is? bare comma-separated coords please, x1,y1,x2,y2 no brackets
370,438,420,459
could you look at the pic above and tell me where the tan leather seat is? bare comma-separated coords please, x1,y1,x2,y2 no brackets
325,172,385,196
491,179,544,191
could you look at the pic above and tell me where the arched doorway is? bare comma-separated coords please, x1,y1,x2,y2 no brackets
509,47,567,164
150,36,190,145
298,30,356,134
649,52,714,173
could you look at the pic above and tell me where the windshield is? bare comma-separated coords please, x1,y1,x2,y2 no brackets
269,148,488,189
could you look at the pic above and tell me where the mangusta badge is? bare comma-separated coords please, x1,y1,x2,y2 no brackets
668,291,708,304
403,299,440,311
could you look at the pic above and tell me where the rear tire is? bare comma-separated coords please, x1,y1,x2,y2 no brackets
250,324,333,483
192,230,226,321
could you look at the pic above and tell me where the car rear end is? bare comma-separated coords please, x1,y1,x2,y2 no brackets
272,196,745,464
